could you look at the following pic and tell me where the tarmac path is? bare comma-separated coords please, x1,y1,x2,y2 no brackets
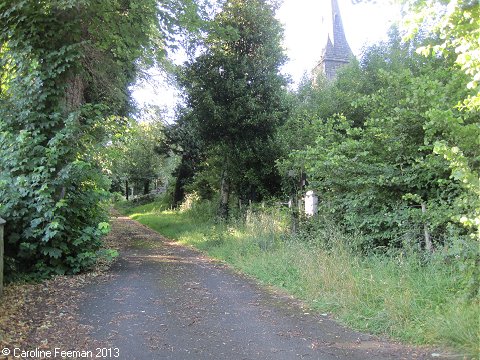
78,214,444,360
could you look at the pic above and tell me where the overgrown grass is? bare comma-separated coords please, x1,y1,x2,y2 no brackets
116,199,479,358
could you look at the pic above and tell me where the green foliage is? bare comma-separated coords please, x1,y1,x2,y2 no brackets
96,248,119,263
0,0,203,279
104,113,177,197
158,108,207,205
279,31,479,296
398,0,480,298
401,0,480,109
175,0,290,209
1,2,106,278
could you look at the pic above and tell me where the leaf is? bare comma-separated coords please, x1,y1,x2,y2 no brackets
42,247,62,259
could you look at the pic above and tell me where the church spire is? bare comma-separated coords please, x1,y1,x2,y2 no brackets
313,0,353,81
330,0,350,49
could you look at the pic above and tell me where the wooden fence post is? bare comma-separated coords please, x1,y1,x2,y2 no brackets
421,203,433,252
0,217,5,297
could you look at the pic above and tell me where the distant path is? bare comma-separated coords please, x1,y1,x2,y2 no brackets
79,214,443,360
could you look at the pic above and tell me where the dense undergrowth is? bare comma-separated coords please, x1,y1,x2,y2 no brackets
118,197,479,358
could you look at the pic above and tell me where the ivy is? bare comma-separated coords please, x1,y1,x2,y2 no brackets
0,0,203,280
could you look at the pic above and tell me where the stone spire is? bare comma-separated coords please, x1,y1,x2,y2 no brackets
313,0,353,81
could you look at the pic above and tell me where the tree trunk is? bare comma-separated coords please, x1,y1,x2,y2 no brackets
218,170,230,220
172,157,195,207
290,193,299,234
125,179,129,201
421,202,433,252
143,180,150,195
288,171,300,234
64,74,85,113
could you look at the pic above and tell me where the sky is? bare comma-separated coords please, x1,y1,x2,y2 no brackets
277,0,401,84
132,0,401,118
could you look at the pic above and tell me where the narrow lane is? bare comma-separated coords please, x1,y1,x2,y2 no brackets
79,215,441,360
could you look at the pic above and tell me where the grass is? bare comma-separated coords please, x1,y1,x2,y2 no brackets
116,198,479,358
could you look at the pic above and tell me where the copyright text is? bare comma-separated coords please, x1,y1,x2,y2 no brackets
1,347,120,358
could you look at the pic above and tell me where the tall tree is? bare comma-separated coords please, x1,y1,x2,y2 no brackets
0,0,201,278
282,30,479,251
399,0,480,242
178,0,289,217
396,0,479,296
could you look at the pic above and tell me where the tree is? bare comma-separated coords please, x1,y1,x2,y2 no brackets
395,0,479,296
282,30,479,256
400,0,479,245
106,115,171,198
177,0,290,217
401,0,479,108
0,0,202,278
157,108,206,206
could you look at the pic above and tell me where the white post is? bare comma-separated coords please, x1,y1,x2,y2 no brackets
305,190,318,217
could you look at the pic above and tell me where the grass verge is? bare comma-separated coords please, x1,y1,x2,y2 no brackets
117,199,479,358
